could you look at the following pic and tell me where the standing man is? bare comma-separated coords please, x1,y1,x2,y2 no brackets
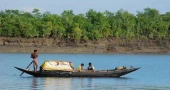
31,49,38,72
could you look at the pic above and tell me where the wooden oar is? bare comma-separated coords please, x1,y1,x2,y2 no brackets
20,61,33,76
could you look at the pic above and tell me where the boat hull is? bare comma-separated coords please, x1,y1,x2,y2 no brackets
15,67,140,77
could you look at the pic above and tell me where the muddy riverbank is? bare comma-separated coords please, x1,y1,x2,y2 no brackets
0,37,170,54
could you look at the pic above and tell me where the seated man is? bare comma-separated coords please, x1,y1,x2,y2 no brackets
76,63,84,71
87,62,95,70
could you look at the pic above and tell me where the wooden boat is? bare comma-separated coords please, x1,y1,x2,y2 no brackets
15,67,140,77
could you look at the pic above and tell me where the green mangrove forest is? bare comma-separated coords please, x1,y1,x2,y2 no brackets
0,8,170,41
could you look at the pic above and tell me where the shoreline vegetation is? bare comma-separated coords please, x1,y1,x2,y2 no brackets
0,8,170,54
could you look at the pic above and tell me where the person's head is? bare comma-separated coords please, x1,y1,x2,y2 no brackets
81,63,84,67
89,62,92,66
34,49,37,53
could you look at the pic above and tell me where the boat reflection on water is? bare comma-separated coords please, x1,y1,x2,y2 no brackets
30,77,170,90
32,77,38,90
87,78,95,89
30,77,134,90
39,77,96,90
74,78,95,89
42,77,74,90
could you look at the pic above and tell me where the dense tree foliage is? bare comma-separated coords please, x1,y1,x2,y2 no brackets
0,8,170,41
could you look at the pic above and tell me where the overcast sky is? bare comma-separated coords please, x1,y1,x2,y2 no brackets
0,0,169,14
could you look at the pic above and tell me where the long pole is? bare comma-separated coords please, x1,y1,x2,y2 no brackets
20,61,33,76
